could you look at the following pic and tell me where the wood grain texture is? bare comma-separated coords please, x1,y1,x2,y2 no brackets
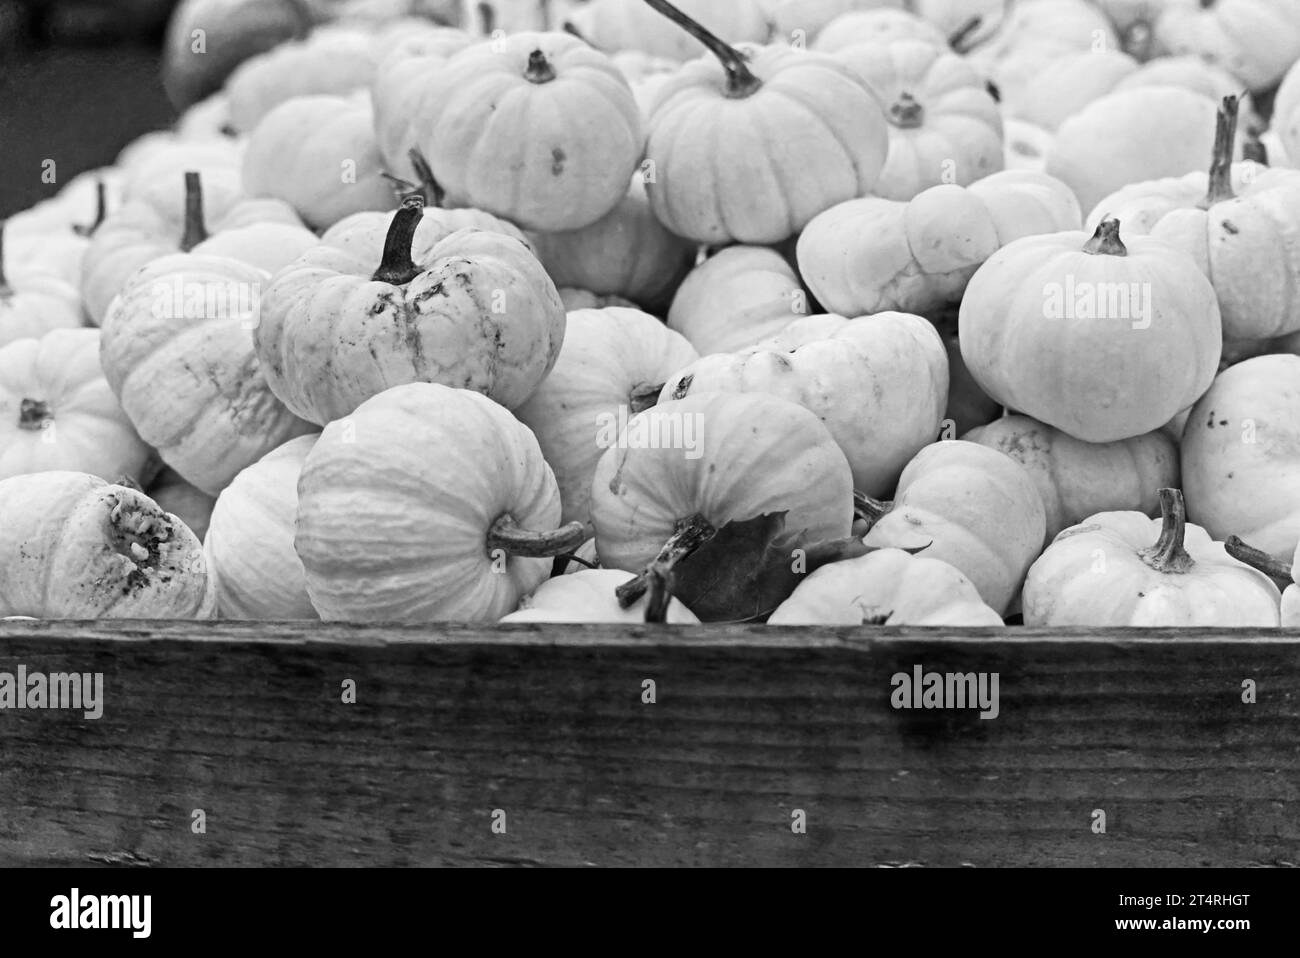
1,621,1298,867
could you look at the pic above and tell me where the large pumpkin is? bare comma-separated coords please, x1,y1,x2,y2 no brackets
1023,488,1280,627
408,31,644,231
964,414,1179,544
296,382,585,622
204,433,320,619
513,306,698,529
1180,354,1300,560
640,0,888,244
797,169,1081,316
100,253,316,495
768,547,1005,626
0,471,215,618
831,38,1003,199
958,217,1222,443
667,246,808,355
256,201,565,425
861,440,1046,614
662,311,948,497
0,329,152,484
1152,0,1300,93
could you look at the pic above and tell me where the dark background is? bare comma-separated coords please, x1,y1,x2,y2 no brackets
0,0,180,217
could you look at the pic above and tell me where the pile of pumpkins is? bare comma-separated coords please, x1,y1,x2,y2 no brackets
3,0,1300,629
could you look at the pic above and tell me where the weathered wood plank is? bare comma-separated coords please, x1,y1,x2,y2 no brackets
1,623,1297,867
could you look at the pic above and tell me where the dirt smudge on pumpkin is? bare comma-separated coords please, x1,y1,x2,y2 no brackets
551,148,566,176
1221,220,1239,235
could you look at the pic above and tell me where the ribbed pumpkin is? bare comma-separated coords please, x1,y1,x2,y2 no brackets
831,38,1003,200
965,414,1179,545
1180,354,1300,560
1152,0,1300,93
663,311,948,496
0,224,83,348
500,569,700,623
0,329,151,484
0,471,215,619
296,383,585,623
409,31,644,232
768,548,1005,626
862,440,1047,614
204,433,320,619
667,246,808,354
4,176,110,290
959,217,1221,443
641,0,888,244
241,92,396,231
809,9,949,52
798,169,1081,316
100,253,316,495
256,200,565,425
1023,489,1281,627
513,307,698,529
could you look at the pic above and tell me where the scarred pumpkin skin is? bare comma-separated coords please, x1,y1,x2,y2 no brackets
256,210,565,425
1023,490,1281,627
514,307,698,529
0,471,216,619
964,414,1179,545
768,547,1005,626
958,219,1222,444
662,311,949,497
0,329,152,484
296,383,575,623
862,440,1047,614
798,169,1081,317
499,568,700,623
590,392,854,575
667,246,809,355
410,32,644,232
100,253,316,496
1181,354,1300,560
204,434,320,619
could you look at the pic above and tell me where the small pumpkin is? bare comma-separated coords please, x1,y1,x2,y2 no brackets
296,382,586,622
147,468,217,541
662,311,949,497
964,414,1179,545
797,169,1081,316
190,220,321,275
667,245,809,355
965,0,1114,65
513,306,698,529
1023,488,1280,627
1180,354,1300,560
205,433,320,619
1225,536,1300,627
574,0,772,61
4,177,111,289
115,135,245,203
861,440,1046,614
100,252,316,495
958,217,1221,443
500,569,700,623
0,329,152,484
241,92,396,230
1152,0,1300,93
409,31,644,231
830,38,1003,199
527,175,696,314
768,547,1005,626
0,471,215,618
256,199,565,425
0,223,84,348
641,0,888,244
810,9,949,52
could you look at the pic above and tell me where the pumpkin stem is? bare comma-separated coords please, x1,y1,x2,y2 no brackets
72,178,107,238
18,398,53,431
615,512,717,609
1224,535,1295,581
372,196,425,285
888,92,924,129
1203,94,1240,207
524,49,557,84
643,564,673,623
407,147,445,208
1082,217,1127,257
1138,488,1195,574
551,551,598,576
1243,125,1268,165
948,15,982,54
1119,20,1154,60
642,0,762,98
487,515,588,558
179,171,208,253
561,20,589,44
853,491,891,528
628,382,662,414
